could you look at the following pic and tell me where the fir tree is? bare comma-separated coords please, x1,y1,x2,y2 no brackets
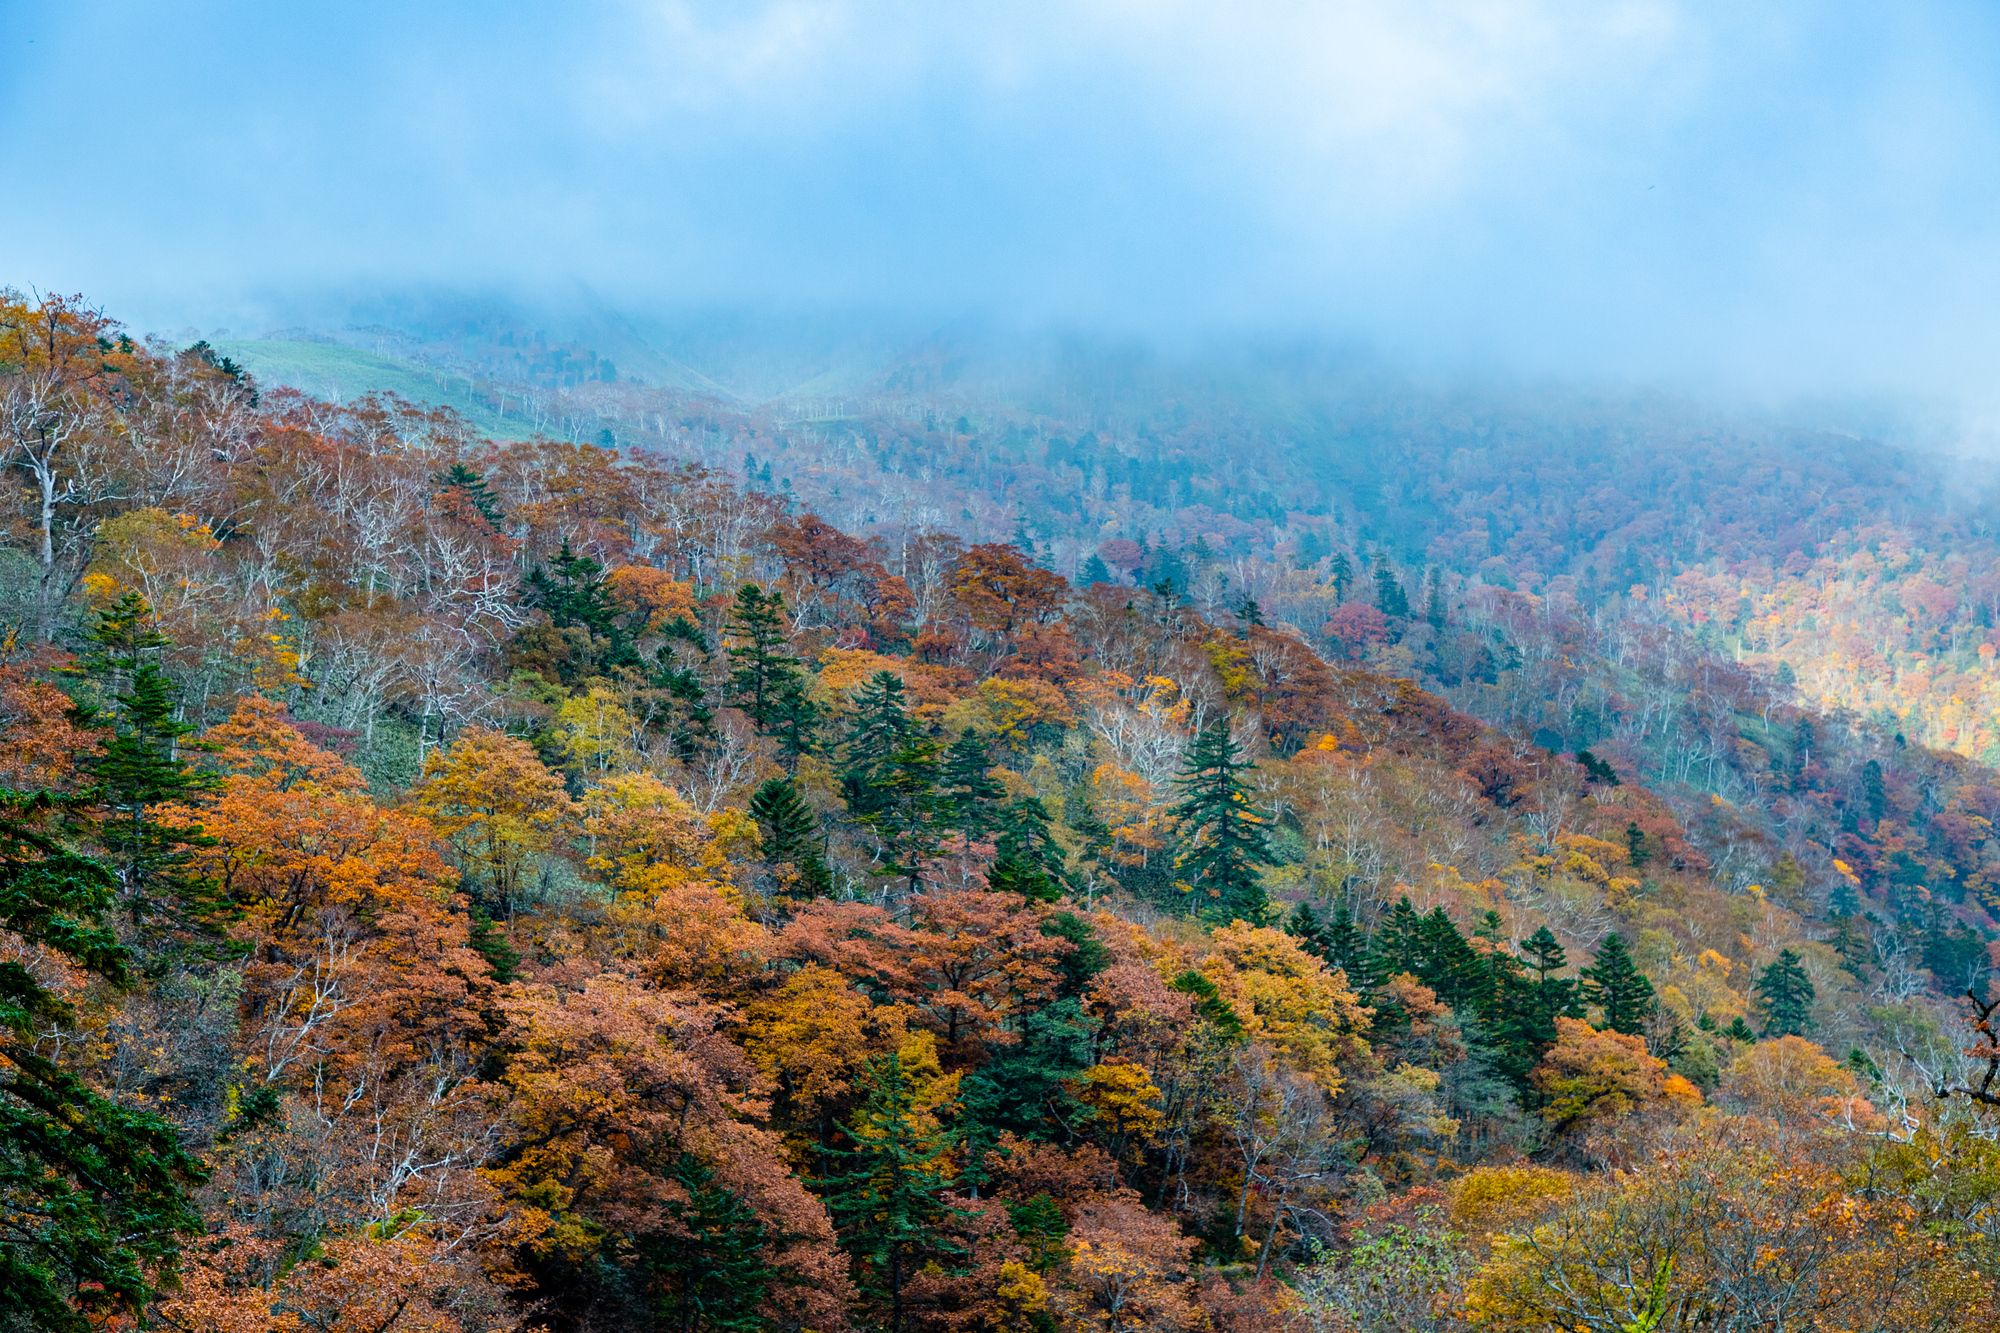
863,741,943,895
1323,904,1381,996
0,789,207,1329
1581,933,1655,1035
726,584,803,728
842,671,923,817
1369,896,1426,981
1493,926,1583,1090
1754,948,1816,1037
1080,552,1113,586
749,777,832,898
526,540,629,658
432,462,505,530
1236,596,1264,628
1414,906,1485,1011
466,906,521,983
1862,759,1886,823
939,730,1006,837
987,797,1069,903
769,675,821,772
1284,902,1334,961
1724,1014,1758,1044
1169,721,1277,923
70,594,227,944
823,1053,971,1333
1625,821,1651,869
1329,550,1353,603
1373,556,1410,617
1424,566,1446,629
640,1153,776,1333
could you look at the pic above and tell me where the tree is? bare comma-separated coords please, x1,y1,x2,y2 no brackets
408,727,574,915
1080,552,1113,586
0,789,206,1331
726,583,803,728
940,729,1006,837
1373,556,1410,618
69,592,227,946
1581,933,1655,1036
1753,948,1816,1037
1496,926,1585,1090
842,670,922,817
988,796,1070,903
823,1052,971,1333
639,1153,777,1333
1328,550,1354,603
1170,721,1277,923
749,776,832,898
1424,566,1447,629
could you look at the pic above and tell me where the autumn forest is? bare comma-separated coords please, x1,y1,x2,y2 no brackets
3,287,2000,1333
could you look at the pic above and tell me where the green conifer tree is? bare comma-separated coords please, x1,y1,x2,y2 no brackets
1369,896,1426,981
1329,550,1354,603
842,671,921,816
1753,948,1816,1037
1169,721,1277,923
725,584,803,728
769,675,821,772
749,778,833,898
1581,933,1655,1035
0,789,207,1330
1284,902,1333,961
939,730,1006,837
1323,904,1381,996
1080,552,1113,586
640,1153,776,1333
823,1053,971,1333
70,594,227,944
1424,566,1447,629
1373,556,1410,618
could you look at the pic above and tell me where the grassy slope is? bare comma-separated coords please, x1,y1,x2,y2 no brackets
211,340,534,440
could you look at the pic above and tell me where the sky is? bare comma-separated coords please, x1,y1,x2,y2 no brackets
6,1,2000,409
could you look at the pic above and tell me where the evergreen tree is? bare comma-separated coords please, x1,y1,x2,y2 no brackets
526,540,631,663
1369,896,1426,981
652,614,716,759
1039,911,1111,1000
1329,550,1354,603
1493,926,1584,1090
1581,933,1655,1035
70,594,227,943
986,798,1068,903
1080,552,1113,586
1235,596,1263,628
467,906,521,983
726,584,803,728
749,777,832,898
1169,721,1277,922
1323,904,1381,996
1284,902,1334,961
1373,556,1410,617
640,1153,776,1333
1724,1014,1758,1044
1861,759,1886,823
842,671,922,815
1414,906,1485,1011
1424,566,1446,629
432,462,506,530
0,789,207,1330
1754,948,1816,1037
939,730,1005,837
823,1053,971,1333
1625,821,1651,869
769,676,822,772
863,741,943,895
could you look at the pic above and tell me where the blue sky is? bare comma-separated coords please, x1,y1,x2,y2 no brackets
6,2,2000,403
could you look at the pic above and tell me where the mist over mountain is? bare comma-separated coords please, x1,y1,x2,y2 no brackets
8,4,2000,1330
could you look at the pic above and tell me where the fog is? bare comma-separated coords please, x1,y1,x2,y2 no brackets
7,1,2000,418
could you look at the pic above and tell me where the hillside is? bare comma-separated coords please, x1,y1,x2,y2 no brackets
3,288,1997,1331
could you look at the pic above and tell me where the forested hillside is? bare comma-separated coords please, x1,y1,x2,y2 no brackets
4,288,1999,1331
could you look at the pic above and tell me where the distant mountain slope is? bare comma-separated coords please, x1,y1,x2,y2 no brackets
210,339,537,440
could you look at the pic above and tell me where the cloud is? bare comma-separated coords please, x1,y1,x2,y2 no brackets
6,0,2000,406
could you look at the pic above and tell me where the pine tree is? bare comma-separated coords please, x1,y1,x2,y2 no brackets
842,671,923,817
1323,904,1381,996
1284,902,1333,961
432,462,505,530
1493,926,1583,1090
1169,721,1277,923
1424,566,1446,629
70,594,227,944
0,789,207,1329
1754,948,1816,1037
769,675,821,772
864,741,943,895
1373,556,1410,618
749,777,832,898
640,1153,776,1333
1414,907,1485,1011
1369,896,1425,981
939,730,1006,837
1581,933,1655,1035
526,540,630,658
1329,550,1354,603
1080,552,1113,586
987,797,1068,902
823,1053,971,1333
725,585,803,728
